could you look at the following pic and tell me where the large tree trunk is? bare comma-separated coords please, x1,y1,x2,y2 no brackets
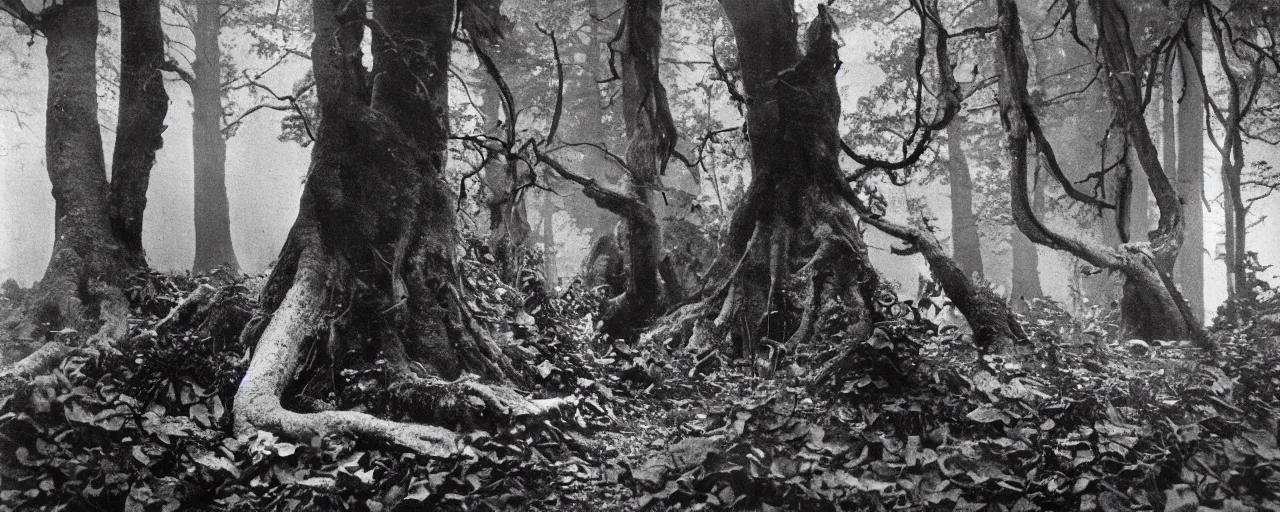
109,0,169,268
4,0,128,344
995,0,1206,345
234,0,564,454
1175,4,1205,321
945,123,984,280
2,0,170,379
191,0,239,273
648,2,883,371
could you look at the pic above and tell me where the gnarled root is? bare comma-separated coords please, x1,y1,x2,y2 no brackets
234,250,573,456
234,261,464,456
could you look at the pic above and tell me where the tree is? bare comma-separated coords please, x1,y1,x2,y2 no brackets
1177,1,1206,320
160,0,242,273
536,0,680,338
946,123,985,280
233,0,566,452
0,0,168,369
995,0,1206,344
647,0,1027,384
1196,0,1278,320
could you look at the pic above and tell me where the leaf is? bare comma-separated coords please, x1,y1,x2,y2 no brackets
536,360,556,379
190,404,211,428
64,402,96,424
516,311,536,326
193,451,240,477
405,481,432,501
966,406,1008,424
132,446,152,466
1163,485,1198,512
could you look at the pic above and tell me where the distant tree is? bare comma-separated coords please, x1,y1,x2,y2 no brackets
536,0,681,337
1196,0,1279,321
159,0,311,273
995,0,1206,344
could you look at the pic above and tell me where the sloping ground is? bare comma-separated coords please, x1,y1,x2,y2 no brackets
0,264,1278,511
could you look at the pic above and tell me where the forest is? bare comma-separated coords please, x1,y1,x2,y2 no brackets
0,0,1279,509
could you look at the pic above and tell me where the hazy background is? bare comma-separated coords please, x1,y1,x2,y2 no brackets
1,7,1277,322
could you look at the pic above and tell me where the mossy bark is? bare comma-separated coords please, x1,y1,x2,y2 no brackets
233,0,562,453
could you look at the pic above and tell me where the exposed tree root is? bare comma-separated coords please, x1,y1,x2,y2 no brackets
232,0,574,455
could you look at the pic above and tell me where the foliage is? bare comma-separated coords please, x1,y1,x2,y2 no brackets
1213,253,1280,338
625,295,1280,511
2,259,1280,512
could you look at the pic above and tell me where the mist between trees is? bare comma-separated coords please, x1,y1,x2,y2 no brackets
0,0,1279,510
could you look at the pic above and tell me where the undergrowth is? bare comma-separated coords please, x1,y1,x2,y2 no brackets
0,252,1278,511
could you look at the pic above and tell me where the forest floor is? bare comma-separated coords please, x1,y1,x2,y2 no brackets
1,268,1279,511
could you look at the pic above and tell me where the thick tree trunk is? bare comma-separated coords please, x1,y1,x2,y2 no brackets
0,0,129,347
648,3,885,374
996,0,1206,345
1175,5,1205,321
191,0,239,273
234,0,566,453
614,0,669,333
109,0,169,268
2,0,171,376
945,124,984,280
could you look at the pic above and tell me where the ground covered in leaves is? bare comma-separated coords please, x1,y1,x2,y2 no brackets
2,256,1279,511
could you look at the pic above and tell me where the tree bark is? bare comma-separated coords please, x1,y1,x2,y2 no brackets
1009,169,1043,308
0,0,130,349
945,123,984,280
191,0,239,273
1201,7,1258,314
477,73,531,283
995,0,1206,345
540,193,559,286
646,3,885,372
234,0,566,453
109,0,169,268
537,0,677,339
1175,4,1204,321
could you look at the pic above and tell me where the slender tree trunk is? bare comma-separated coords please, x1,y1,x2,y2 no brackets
562,0,620,250
997,0,1205,344
109,0,169,268
1010,172,1043,307
234,0,567,454
1176,5,1204,321
946,123,984,280
1222,157,1246,301
541,193,559,286
478,75,531,283
191,0,239,273
1162,58,1177,203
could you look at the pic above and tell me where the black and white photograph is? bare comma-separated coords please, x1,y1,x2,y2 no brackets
1,0,1279,509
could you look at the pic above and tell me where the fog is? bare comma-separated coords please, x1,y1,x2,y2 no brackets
1,3,1278,322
